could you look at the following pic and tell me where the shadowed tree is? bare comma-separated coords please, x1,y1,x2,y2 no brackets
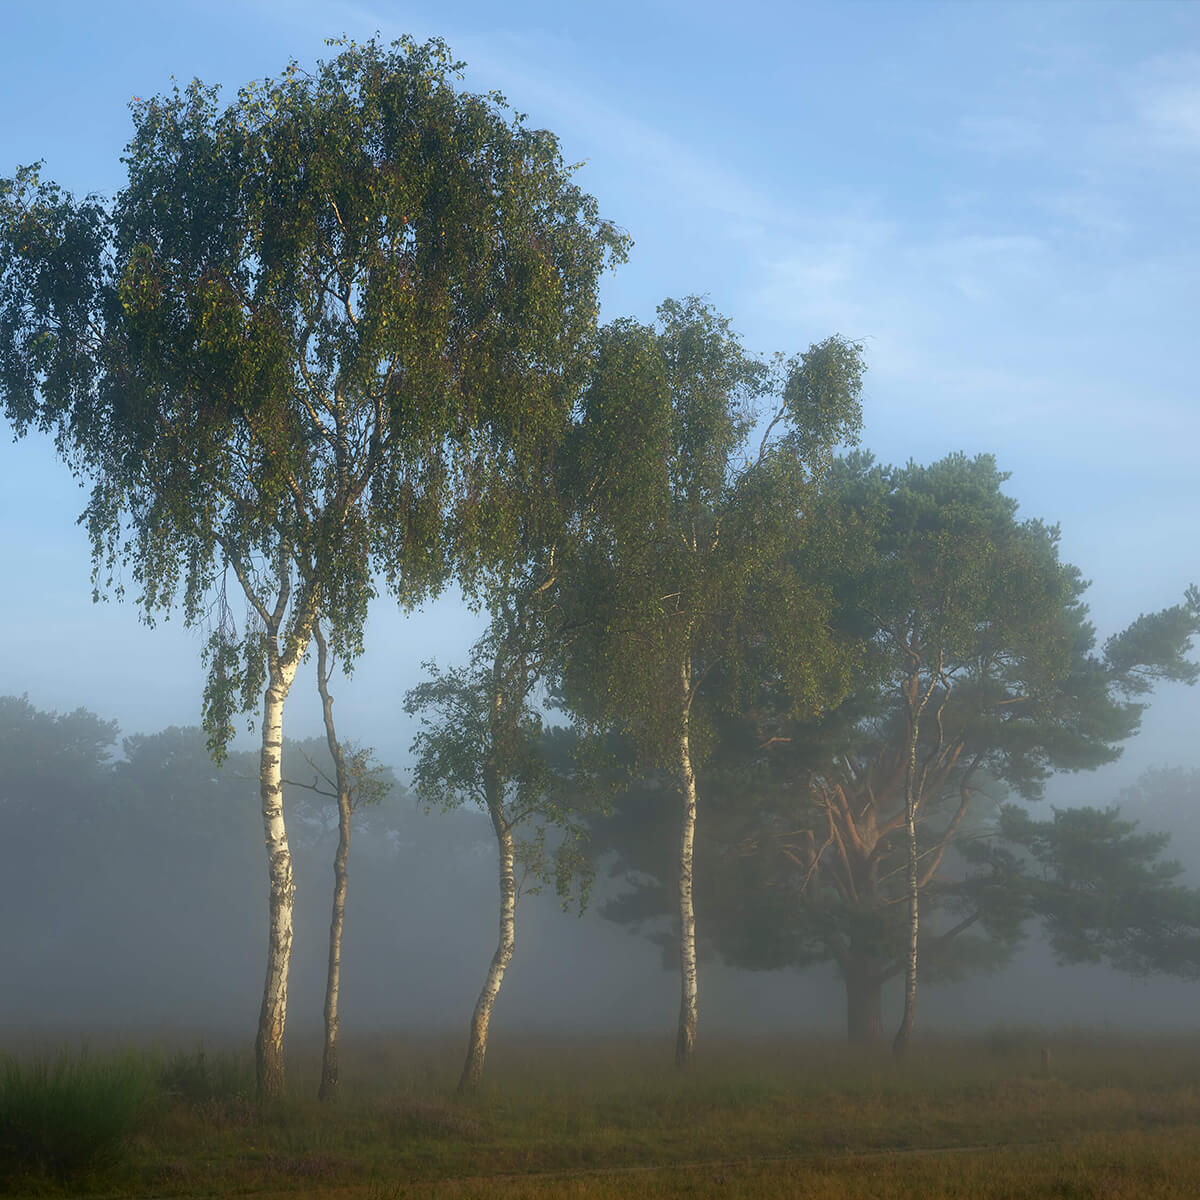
406,617,592,1093
283,620,390,1102
988,803,1200,983
558,298,865,1064
0,36,625,1097
774,455,1199,1054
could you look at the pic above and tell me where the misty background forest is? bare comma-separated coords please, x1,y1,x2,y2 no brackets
2,696,1200,1042
2,6,1200,1197
4,700,1200,1036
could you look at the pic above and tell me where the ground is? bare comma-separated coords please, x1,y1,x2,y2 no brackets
3,1031,1200,1197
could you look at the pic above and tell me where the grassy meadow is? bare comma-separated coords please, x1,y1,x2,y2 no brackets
2,1030,1200,1197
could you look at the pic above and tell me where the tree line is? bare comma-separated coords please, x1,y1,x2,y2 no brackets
2,36,1197,1100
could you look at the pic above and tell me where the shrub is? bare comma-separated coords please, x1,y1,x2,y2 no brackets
0,1046,155,1182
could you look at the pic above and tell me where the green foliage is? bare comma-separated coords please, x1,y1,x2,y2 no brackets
0,1047,155,1183
0,35,626,753
560,297,866,765
286,735,393,813
993,804,1200,979
406,630,594,910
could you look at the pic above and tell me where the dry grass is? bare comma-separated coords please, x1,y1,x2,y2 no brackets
2,1030,1199,1197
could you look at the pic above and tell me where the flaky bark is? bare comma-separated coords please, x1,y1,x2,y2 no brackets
459,771,516,1093
676,657,699,1067
315,625,350,1103
255,655,303,1100
245,556,317,1103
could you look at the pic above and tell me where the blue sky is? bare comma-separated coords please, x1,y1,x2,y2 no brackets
1,0,1197,797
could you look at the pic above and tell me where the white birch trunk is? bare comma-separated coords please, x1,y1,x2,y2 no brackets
255,652,303,1101
676,658,699,1067
459,788,516,1093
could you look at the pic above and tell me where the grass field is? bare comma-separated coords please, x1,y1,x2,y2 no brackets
3,1030,1200,1197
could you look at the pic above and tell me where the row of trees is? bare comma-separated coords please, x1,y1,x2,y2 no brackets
4,690,1199,1071
581,457,1200,1046
3,36,1197,1098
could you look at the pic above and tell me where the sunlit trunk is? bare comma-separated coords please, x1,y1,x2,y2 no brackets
255,656,302,1101
459,791,516,1093
676,658,699,1067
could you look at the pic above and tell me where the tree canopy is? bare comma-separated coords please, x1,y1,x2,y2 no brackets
584,452,1198,1044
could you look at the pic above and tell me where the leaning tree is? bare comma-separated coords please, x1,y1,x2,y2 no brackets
0,36,625,1097
557,298,865,1064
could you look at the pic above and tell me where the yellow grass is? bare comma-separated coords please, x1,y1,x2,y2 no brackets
3,1031,1199,1197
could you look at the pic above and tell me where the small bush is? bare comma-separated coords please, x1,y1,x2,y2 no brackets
0,1047,155,1182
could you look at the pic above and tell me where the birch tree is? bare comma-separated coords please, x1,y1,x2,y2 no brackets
0,36,624,1098
559,299,865,1064
406,624,591,1093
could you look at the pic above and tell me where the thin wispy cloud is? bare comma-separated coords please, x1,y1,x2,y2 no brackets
1139,77,1200,148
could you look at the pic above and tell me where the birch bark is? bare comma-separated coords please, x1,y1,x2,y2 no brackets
459,777,516,1093
255,651,303,1100
676,657,699,1067
251,567,317,1102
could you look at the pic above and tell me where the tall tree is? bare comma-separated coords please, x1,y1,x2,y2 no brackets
559,299,865,1064
0,36,625,1097
784,454,1197,1053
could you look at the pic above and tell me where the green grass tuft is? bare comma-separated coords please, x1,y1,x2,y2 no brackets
0,1046,156,1184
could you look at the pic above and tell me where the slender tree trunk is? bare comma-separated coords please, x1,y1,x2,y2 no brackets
315,626,350,1103
676,658,699,1067
255,657,302,1101
843,954,885,1045
893,655,947,1059
459,796,516,1093
892,693,923,1059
